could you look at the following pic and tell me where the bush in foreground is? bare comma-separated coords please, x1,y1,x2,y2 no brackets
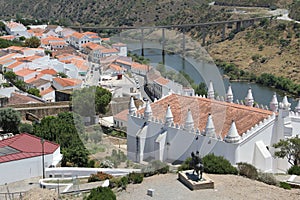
128,172,144,184
279,182,291,190
237,162,258,180
142,160,169,177
257,172,278,186
288,165,300,175
88,172,113,183
202,154,238,174
86,187,116,200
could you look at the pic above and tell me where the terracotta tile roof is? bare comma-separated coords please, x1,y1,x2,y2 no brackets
7,61,23,69
83,31,97,35
41,36,65,45
70,58,89,71
0,35,15,40
41,68,57,75
0,53,17,61
154,77,170,86
6,21,25,29
55,53,76,60
113,43,126,47
7,92,43,105
115,59,132,66
82,42,105,50
101,48,119,54
6,46,24,51
132,62,151,71
137,94,273,138
53,77,82,87
15,69,36,77
114,109,128,122
109,63,123,71
101,38,110,41
71,32,85,39
25,73,44,83
90,35,100,39
29,78,50,87
0,133,59,164
16,55,43,62
40,86,55,96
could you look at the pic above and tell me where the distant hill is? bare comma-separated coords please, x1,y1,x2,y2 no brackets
0,0,230,27
289,0,300,21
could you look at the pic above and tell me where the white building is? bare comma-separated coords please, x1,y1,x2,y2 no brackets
0,133,62,185
4,21,30,38
127,84,300,173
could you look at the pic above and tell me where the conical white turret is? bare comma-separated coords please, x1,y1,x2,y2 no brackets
245,87,254,107
184,109,194,131
205,114,216,138
129,96,137,115
279,96,291,110
207,80,215,99
165,104,173,126
226,85,234,103
224,120,241,143
269,93,278,112
295,100,300,114
144,100,152,120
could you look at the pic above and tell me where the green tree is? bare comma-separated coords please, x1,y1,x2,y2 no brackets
24,36,41,48
27,88,41,97
194,82,207,96
57,72,67,78
0,108,21,133
86,187,116,200
273,136,300,166
4,71,16,81
19,123,33,133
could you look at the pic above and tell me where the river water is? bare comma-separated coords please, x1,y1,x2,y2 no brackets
131,48,298,109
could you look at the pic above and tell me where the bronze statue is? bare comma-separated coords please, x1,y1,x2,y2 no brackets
190,151,204,180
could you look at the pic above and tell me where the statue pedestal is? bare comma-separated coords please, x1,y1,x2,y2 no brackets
178,170,214,190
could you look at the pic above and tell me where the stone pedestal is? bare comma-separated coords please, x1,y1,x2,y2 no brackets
178,170,214,190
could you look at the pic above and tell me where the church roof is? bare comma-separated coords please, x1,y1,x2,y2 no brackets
137,94,273,138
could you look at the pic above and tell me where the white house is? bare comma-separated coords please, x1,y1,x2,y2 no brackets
112,43,127,57
5,21,30,38
127,83,300,173
52,77,82,90
0,133,62,185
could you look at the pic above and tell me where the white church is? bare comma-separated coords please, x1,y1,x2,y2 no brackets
126,81,300,173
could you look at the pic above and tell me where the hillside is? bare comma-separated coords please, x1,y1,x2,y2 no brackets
289,0,300,21
214,0,293,8
0,0,231,27
209,19,300,84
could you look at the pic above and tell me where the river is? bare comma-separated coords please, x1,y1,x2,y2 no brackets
131,48,298,109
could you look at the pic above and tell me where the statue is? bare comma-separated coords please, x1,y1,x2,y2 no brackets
190,151,204,180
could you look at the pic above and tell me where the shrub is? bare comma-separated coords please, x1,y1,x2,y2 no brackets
177,157,192,172
287,165,300,175
257,172,278,186
202,154,238,174
86,186,116,200
141,160,169,176
128,172,144,184
279,182,291,190
237,162,258,180
88,172,113,183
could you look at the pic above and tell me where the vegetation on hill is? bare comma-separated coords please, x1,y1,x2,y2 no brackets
289,0,300,21
0,0,230,27
209,19,300,92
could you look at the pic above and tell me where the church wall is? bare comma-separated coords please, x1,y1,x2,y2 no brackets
238,119,275,170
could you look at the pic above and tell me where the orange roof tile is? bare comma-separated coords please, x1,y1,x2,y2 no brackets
15,69,36,77
101,48,119,54
0,53,17,62
83,31,97,35
70,58,89,71
154,77,170,86
25,73,45,83
71,32,84,39
101,38,110,41
114,109,128,122
138,94,273,138
82,42,105,50
109,63,123,71
131,62,151,71
0,35,15,40
115,59,132,66
7,61,23,69
40,86,55,96
41,69,57,75
7,46,24,51
53,77,82,87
